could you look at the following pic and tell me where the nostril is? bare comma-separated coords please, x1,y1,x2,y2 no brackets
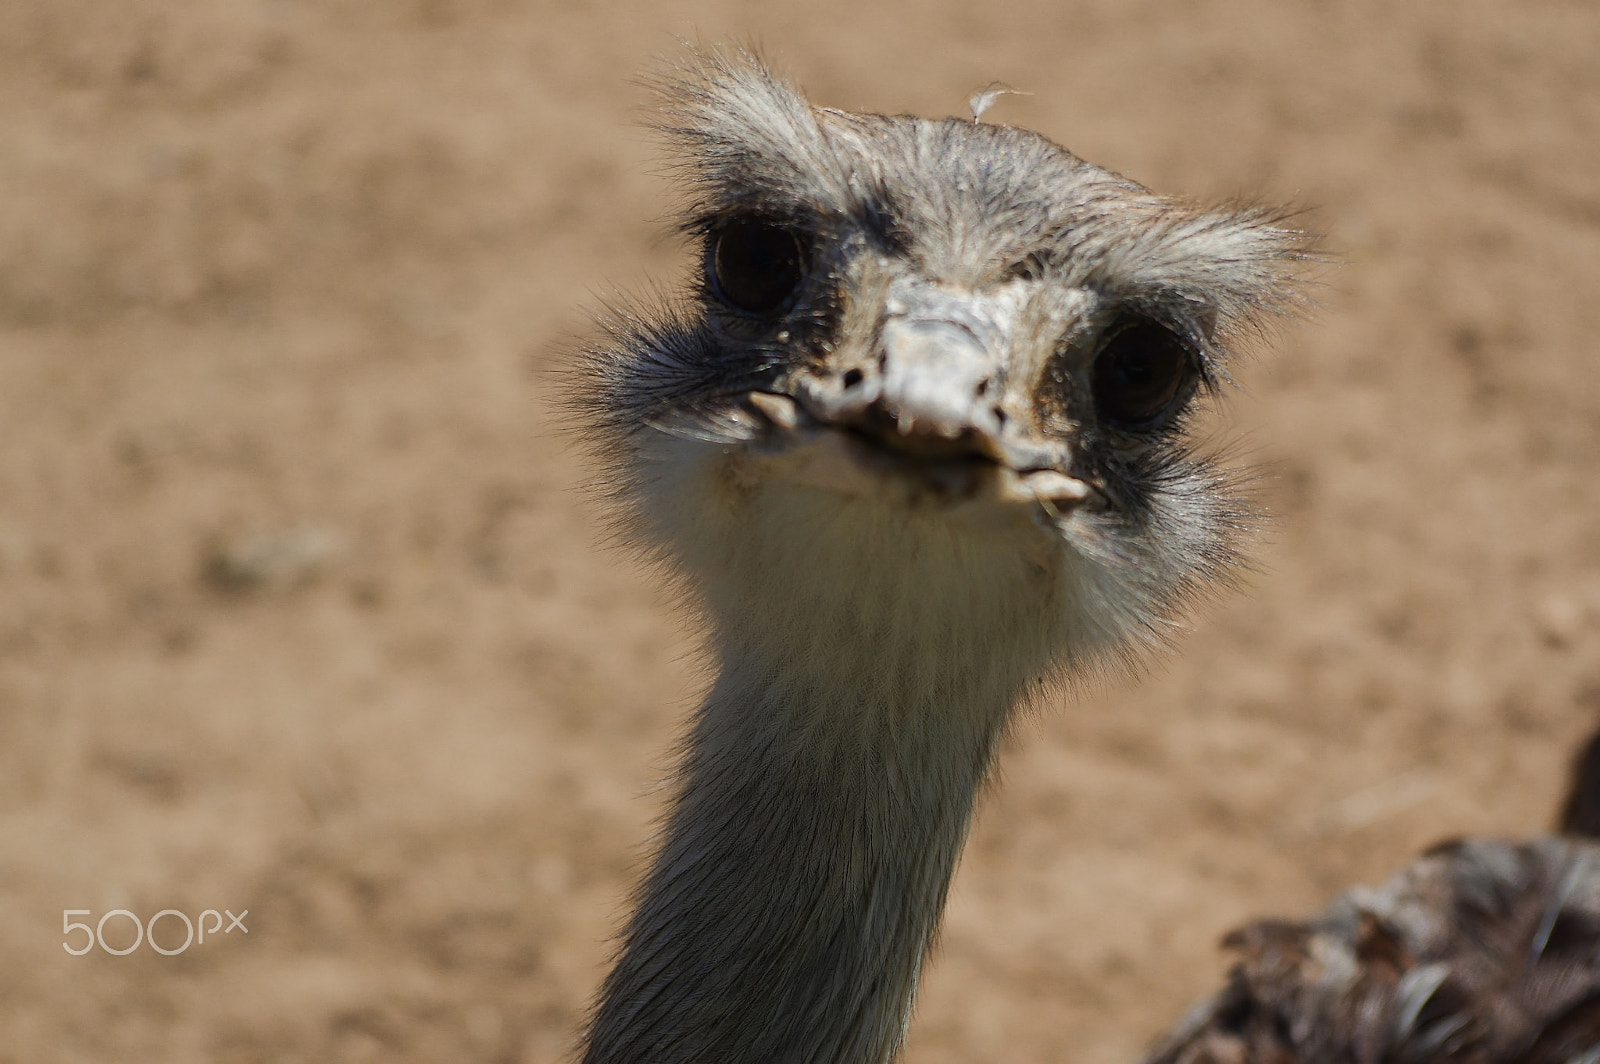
975,377,991,397
842,368,864,389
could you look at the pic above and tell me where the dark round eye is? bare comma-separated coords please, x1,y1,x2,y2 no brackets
1091,318,1195,428
711,217,806,314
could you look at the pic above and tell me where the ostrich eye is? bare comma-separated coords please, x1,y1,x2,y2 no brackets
711,217,806,314
1091,318,1196,428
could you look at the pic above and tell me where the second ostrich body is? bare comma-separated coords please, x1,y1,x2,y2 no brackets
1142,733,1600,1064
577,51,1311,1064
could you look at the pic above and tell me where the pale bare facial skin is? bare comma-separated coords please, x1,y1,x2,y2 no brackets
573,47,1313,1064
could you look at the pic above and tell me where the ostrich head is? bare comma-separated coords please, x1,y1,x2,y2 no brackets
574,48,1313,1064
585,50,1309,696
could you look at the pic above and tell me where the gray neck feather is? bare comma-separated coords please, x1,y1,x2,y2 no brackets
581,632,1019,1064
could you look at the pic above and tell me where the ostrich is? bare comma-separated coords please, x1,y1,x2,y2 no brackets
573,48,1313,1064
1141,728,1600,1064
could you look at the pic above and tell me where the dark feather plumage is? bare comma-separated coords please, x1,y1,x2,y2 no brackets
1143,729,1600,1064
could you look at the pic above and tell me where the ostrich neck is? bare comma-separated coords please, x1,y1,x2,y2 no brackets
580,607,1025,1064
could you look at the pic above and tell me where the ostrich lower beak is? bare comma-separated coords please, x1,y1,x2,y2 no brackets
738,390,1092,517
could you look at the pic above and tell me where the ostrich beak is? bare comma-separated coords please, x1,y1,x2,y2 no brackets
738,281,1092,516
794,280,1017,461
873,314,1008,451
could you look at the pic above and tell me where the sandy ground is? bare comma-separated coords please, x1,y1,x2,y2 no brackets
2,2,1599,1061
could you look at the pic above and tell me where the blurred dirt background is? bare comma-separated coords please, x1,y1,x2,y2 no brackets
2,1,1599,1062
